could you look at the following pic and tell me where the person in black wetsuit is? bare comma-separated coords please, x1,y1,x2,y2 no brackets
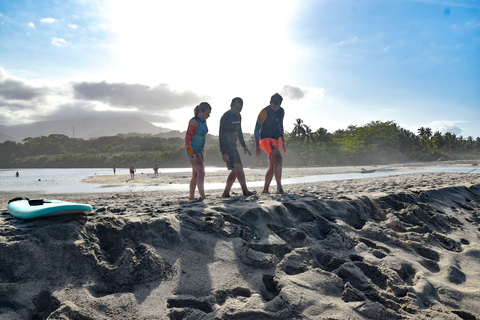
219,97,254,197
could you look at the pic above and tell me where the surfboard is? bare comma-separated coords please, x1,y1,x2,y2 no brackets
7,199,93,219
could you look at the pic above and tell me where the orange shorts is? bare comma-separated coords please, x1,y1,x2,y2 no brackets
259,138,280,155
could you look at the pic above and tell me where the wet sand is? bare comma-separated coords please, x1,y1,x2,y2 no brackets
81,160,478,189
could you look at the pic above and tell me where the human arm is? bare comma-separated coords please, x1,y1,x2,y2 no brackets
237,116,251,156
254,109,267,158
280,109,286,153
243,145,252,156
237,114,246,148
255,136,261,158
219,114,228,156
280,136,286,153
185,119,198,159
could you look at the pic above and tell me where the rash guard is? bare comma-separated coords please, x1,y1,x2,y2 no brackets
254,106,285,140
219,110,246,155
185,115,208,157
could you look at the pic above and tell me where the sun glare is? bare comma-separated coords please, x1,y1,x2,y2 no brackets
106,1,299,90
103,0,303,131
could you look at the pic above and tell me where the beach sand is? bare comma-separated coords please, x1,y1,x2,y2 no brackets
1,161,480,319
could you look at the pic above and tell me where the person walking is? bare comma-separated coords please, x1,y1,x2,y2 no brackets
153,163,159,177
219,97,254,197
129,164,136,179
254,93,286,194
185,102,212,200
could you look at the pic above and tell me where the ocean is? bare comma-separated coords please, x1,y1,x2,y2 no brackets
0,166,477,195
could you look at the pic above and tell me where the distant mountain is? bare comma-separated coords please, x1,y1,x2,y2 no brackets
0,125,15,142
0,117,172,142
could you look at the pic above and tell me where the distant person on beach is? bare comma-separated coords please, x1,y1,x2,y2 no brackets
113,165,116,175
254,93,286,194
15,171,19,177
130,164,136,179
185,102,212,200
219,97,254,197
154,163,159,177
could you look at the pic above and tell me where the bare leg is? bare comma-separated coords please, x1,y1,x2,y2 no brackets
189,156,206,199
196,157,206,199
222,169,237,197
189,167,198,199
273,150,284,193
234,164,254,196
263,153,276,193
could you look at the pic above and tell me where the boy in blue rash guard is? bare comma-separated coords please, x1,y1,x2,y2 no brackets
254,93,286,194
219,97,254,197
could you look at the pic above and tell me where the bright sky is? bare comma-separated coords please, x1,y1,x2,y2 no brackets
1,0,479,138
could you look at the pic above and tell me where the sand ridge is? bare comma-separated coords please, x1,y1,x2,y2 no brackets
1,163,480,319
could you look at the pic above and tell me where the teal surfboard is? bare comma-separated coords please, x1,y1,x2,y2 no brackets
7,199,93,219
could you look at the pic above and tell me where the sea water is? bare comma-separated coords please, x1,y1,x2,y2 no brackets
0,167,477,195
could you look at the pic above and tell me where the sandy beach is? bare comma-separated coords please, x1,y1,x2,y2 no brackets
1,161,480,319
80,161,478,188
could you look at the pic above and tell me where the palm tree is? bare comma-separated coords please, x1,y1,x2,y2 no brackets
425,127,432,139
417,127,432,139
305,125,313,144
314,127,331,143
292,118,307,140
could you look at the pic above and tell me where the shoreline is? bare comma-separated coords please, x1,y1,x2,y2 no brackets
1,161,479,200
80,160,480,186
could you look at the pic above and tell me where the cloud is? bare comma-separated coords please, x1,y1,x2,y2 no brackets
40,101,174,124
0,70,205,127
429,120,465,135
72,81,206,111
41,18,56,23
52,38,66,46
28,22,35,28
68,24,78,29
281,85,306,100
0,79,43,101
439,125,463,135
338,37,359,45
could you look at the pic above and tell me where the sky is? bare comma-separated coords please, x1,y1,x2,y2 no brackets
0,0,479,139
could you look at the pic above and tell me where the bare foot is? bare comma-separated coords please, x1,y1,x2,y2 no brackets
243,190,256,196
277,188,285,194
221,193,231,198
262,190,270,194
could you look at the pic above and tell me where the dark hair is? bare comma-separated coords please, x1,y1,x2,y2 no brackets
194,102,212,116
270,93,283,104
230,97,243,107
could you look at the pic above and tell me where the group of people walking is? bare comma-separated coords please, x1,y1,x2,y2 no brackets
185,93,286,200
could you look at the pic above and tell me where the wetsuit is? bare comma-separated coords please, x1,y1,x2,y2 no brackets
185,115,208,158
254,106,285,154
219,110,246,169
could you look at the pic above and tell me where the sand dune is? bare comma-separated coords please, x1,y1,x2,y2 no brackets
1,163,480,319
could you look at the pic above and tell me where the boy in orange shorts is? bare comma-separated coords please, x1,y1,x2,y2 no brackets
254,93,286,194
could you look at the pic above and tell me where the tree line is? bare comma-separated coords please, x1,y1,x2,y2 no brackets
0,120,479,169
